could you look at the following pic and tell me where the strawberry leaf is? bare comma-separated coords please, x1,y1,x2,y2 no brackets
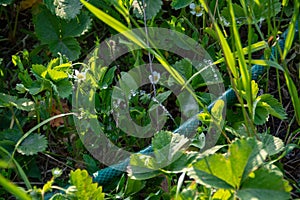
17,134,48,155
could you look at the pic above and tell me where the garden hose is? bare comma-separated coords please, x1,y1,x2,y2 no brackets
91,20,299,189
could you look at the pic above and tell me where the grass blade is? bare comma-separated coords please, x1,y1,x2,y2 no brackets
0,174,31,200
199,0,238,79
284,73,300,125
281,2,299,60
0,146,32,190
281,2,300,125
80,0,144,47
228,0,255,134
245,59,284,71
213,41,268,65
213,24,238,78
228,0,251,94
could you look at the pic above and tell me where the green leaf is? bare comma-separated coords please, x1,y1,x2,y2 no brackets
254,106,269,125
0,93,17,107
258,134,284,156
212,189,233,200
211,99,224,125
254,94,287,125
28,81,47,95
246,59,285,72
18,70,33,87
167,146,225,175
53,0,83,19
124,178,146,196
0,146,32,190
0,129,22,143
187,138,267,189
221,0,281,26
53,62,72,71
48,69,68,82
284,72,300,125
129,131,190,179
152,131,190,166
132,0,162,20
99,66,116,89
130,153,159,172
12,54,24,71
166,151,198,172
70,169,105,199
228,0,252,124
190,132,206,149
237,167,291,200
171,0,193,10
44,0,83,20
34,5,91,60
55,79,73,98
61,11,92,37
173,58,193,80
15,98,35,111
118,72,139,95
49,37,81,61
188,154,235,189
50,193,68,200
0,93,35,111
259,94,287,119
151,91,172,105
34,6,60,44
16,84,28,94
250,0,281,21
47,58,60,69
251,80,259,100
83,154,99,173
17,134,48,155
128,158,161,180
220,3,247,26
32,64,47,77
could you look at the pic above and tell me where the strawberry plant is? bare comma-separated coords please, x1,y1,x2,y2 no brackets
33,4,91,61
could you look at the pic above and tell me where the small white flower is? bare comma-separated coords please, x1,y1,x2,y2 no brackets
149,71,160,84
220,16,230,26
52,169,61,176
74,69,87,82
189,3,203,17
51,168,63,178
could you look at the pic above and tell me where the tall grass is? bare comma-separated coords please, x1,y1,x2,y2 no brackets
199,0,256,135
281,1,300,125
200,0,300,130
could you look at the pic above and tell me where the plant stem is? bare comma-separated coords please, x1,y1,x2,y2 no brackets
276,69,283,104
9,107,23,134
12,5,20,41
